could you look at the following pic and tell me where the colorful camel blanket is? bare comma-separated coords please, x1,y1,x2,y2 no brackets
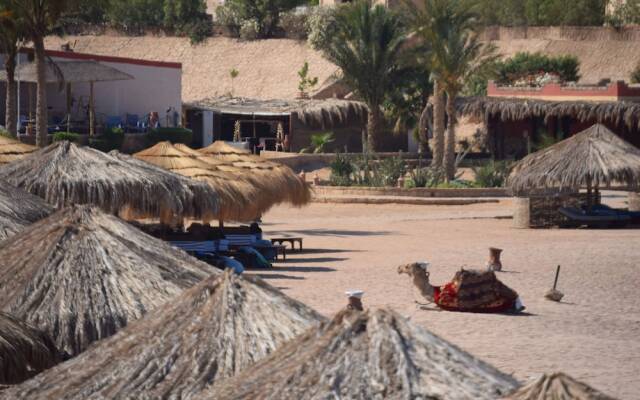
433,269,519,313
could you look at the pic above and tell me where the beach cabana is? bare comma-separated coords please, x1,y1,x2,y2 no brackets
0,205,218,357
0,135,36,165
0,312,62,385
1,60,134,135
134,142,262,222
4,272,324,399
206,308,519,399
0,180,52,241
505,372,617,400
0,141,219,223
200,141,311,207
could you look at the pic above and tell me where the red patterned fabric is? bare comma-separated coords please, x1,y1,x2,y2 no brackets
433,282,515,313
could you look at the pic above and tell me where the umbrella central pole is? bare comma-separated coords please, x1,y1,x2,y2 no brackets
586,176,593,212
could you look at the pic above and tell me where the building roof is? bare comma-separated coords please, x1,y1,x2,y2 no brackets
0,60,134,83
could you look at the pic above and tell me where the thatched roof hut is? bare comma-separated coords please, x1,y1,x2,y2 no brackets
0,312,62,385
0,136,36,165
206,308,520,400
0,141,219,222
0,205,218,357
134,142,263,221
200,141,311,207
4,272,324,399
459,97,640,130
508,124,640,193
505,372,617,400
0,181,53,241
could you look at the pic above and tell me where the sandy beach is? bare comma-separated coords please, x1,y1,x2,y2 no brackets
253,198,640,399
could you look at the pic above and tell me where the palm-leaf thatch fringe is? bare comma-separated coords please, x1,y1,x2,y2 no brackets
5,271,324,399
200,141,312,207
0,180,53,241
134,142,264,222
0,205,219,357
205,308,520,400
0,312,62,384
458,97,640,130
504,372,617,400
187,97,368,130
0,141,219,222
0,135,36,165
508,124,640,193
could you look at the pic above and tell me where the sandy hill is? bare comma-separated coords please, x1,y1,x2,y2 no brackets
45,27,640,103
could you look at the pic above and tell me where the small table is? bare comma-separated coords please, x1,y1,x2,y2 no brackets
273,244,287,261
271,237,303,251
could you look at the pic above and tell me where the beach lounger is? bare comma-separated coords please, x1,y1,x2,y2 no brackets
559,207,631,228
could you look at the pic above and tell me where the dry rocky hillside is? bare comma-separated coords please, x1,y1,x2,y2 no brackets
45,27,640,103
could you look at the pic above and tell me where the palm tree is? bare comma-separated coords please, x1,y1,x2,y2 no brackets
322,1,408,152
0,8,23,136
5,0,75,147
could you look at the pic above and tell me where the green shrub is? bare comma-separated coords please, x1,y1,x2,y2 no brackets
409,166,446,188
280,10,309,39
53,132,81,143
371,155,406,187
329,152,353,186
496,52,581,85
306,6,338,52
472,160,512,188
148,127,193,145
0,129,13,139
302,132,334,154
239,19,259,40
631,62,640,84
90,127,125,152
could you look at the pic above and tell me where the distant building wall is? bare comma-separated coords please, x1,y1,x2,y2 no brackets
487,81,640,102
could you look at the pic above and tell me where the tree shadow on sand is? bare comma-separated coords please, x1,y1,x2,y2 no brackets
281,257,347,263
298,248,364,254
286,229,393,237
271,266,336,273
251,273,305,280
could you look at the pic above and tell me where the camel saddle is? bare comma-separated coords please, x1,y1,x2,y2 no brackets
437,269,518,312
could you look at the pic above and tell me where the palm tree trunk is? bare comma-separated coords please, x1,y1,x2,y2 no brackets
34,36,48,147
4,54,17,137
443,90,458,181
431,80,445,168
418,102,431,155
367,105,382,152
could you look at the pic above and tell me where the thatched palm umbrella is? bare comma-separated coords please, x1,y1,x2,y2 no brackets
0,180,52,241
0,205,219,357
0,141,219,222
0,135,36,165
200,141,311,207
505,372,617,400
0,312,62,385
1,60,134,135
4,272,324,399
134,142,262,222
509,124,640,208
206,308,520,399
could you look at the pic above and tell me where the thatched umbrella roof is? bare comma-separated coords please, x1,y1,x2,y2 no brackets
188,97,368,129
0,312,62,385
0,141,219,222
458,96,640,130
4,271,324,399
200,141,311,207
508,124,640,193
0,205,219,357
505,372,617,400
0,136,36,165
0,180,53,241
206,308,520,400
0,61,134,84
134,142,263,222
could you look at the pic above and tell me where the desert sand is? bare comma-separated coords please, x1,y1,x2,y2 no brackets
252,196,640,399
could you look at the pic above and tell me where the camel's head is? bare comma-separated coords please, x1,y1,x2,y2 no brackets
397,262,429,278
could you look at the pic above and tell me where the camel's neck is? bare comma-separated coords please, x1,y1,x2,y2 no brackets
412,272,435,302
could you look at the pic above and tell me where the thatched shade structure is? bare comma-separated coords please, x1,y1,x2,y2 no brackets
5,272,324,399
0,180,53,241
0,205,218,357
0,312,62,385
508,124,640,198
134,142,263,222
459,97,640,131
0,136,36,165
206,308,519,400
505,372,617,400
200,141,311,207
0,141,219,222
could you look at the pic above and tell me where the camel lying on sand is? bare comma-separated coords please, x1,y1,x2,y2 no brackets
398,262,524,313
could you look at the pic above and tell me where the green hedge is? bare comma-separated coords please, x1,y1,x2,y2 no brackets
53,132,81,143
89,127,125,152
147,127,193,145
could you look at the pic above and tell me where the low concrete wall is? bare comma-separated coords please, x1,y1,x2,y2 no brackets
313,185,509,198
